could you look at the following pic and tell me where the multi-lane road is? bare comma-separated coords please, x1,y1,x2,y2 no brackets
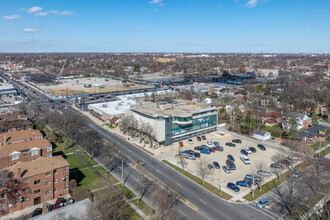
2,73,281,219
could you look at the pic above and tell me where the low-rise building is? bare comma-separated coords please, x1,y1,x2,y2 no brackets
282,113,309,130
262,111,282,126
252,129,271,141
298,125,328,143
0,130,43,145
127,101,218,145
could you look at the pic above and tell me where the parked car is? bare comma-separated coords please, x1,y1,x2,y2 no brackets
200,149,211,154
208,164,215,171
226,160,236,170
271,163,284,169
194,146,204,150
236,181,251,188
227,154,235,162
197,136,202,141
249,147,257,153
179,142,183,147
240,149,248,156
192,152,201,158
67,197,75,204
226,142,236,147
209,148,215,153
213,141,220,147
53,197,67,210
206,141,214,147
227,182,240,192
60,100,65,103
187,139,193,144
186,154,196,160
257,170,271,177
31,208,42,217
256,198,269,209
213,146,224,151
293,171,302,179
257,144,266,151
213,161,220,169
240,155,251,165
222,165,231,173
244,147,252,154
232,139,242,143
244,174,262,183
289,155,299,160
278,159,291,166
201,135,206,140
179,151,189,157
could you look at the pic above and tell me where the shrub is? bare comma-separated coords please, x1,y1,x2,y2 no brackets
56,137,63,143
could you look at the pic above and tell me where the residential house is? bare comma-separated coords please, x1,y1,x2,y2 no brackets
109,116,120,127
252,129,271,141
298,125,328,143
282,113,309,131
262,111,282,126
0,130,43,146
0,113,32,133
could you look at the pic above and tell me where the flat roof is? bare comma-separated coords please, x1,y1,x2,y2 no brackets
132,102,215,118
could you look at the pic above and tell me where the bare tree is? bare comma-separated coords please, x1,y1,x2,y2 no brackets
78,129,102,160
175,150,187,171
196,158,211,184
255,162,267,191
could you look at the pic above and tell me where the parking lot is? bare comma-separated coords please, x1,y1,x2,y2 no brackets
155,130,284,195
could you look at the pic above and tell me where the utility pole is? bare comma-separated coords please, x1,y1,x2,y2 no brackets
252,172,255,198
138,174,142,204
218,178,222,197
121,158,124,186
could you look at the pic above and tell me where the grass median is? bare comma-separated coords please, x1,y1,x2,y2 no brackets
132,199,154,216
162,160,232,200
243,161,310,201
320,147,330,156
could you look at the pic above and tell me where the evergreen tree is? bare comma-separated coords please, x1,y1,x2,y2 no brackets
150,92,156,102
288,118,298,139
240,111,256,134
311,111,319,126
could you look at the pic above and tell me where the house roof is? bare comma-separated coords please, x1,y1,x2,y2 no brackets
263,111,281,118
0,113,27,121
265,118,277,123
0,130,42,144
0,138,51,156
298,125,328,138
7,156,69,178
253,129,269,136
0,120,33,130
110,116,119,124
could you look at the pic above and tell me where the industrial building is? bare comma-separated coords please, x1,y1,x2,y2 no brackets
127,101,218,146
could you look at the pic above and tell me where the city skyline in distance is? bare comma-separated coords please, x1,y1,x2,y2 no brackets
1,0,330,53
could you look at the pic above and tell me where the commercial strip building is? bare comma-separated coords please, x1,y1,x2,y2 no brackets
127,101,218,146
0,128,69,215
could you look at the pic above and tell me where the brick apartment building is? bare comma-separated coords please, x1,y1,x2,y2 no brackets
0,129,70,215
0,113,33,133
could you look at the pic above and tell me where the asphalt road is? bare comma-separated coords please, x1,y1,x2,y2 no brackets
3,73,281,219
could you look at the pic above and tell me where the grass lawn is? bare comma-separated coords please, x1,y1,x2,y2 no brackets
132,199,154,216
65,154,87,170
162,160,232,200
94,165,119,184
320,147,330,156
77,150,98,166
115,185,137,199
243,161,310,201
308,141,326,150
126,206,143,220
70,168,106,191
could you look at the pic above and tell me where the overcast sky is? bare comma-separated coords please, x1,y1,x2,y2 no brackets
1,0,329,53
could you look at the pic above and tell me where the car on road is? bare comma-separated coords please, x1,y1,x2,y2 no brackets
240,155,251,165
257,170,271,177
60,100,65,103
227,182,240,192
200,149,210,154
31,208,42,217
256,198,269,209
179,142,183,147
48,99,54,103
271,163,284,169
213,161,220,169
226,160,236,170
249,147,257,153
136,160,145,166
208,164,215,171
197,136,202,141
213,146,223,151
227,154,235,162
201,135,206,140
257,144,266,151
222,165,231,173
293,171,302,179
232,139,242,143
225,142,236,147
244,147,252,154
236,181,251,188
240,149,248,156
187,139,193,144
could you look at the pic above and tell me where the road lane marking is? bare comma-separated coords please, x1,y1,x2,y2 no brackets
179,210,187,216
245,203,277,220
176,183,182,187
102,138,199,211
199,199,207,205
156,169,162,173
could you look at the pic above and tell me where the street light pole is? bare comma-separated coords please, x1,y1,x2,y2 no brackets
219,178,222,197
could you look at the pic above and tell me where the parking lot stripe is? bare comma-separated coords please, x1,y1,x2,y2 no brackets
199,199,207,204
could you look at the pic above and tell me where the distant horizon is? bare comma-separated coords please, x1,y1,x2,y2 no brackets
1,1,330,53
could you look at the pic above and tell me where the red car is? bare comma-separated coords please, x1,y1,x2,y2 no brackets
60,100,65,103
197,136,201,141
52,197,66,210
179,142,183,147
209,148,215,153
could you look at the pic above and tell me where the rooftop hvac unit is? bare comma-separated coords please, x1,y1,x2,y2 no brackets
102,104,108,108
